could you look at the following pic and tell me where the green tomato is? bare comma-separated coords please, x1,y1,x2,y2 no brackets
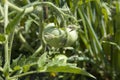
43,23,66,48
43,23,78,48
53,55,68,64
65,25,78,46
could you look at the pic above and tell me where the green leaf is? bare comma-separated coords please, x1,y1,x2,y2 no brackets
13,66,21,71
12,65,22,76
6,10,25,34
23,64,30,73
37,54,95,79
37,52,47,68
17,55,26,66
0,34,5,44
46,64,96,79
25,18,33,33
11,54,22,68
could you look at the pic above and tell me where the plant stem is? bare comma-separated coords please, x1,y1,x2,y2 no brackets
7,1,34,14
7,1,22,12
7,1,77,22
32,43,43,57
32,2,77,22
102,41,120,51
9,71,38,79
3,0,10,79
0,3,4,17
32,7,44,57
4,0,9,61
19,33,34,53
8,32,15,66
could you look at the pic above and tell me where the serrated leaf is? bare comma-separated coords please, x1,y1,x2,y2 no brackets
6,10,25,34
46,64,96,79
25,56,38,64
37,52,47,68
38,54,96,79
0,34,5,44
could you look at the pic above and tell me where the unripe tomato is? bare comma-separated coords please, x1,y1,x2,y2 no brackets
53,55,68,64
65,25,78,46
43,23,66,48
43,23,78,48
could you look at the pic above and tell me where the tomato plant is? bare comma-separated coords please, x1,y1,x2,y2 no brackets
0,0,120,80
0,0,95,80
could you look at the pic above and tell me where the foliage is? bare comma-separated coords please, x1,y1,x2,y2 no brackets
0,0,120,80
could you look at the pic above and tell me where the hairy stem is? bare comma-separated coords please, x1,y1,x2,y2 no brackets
32,6,44,57
7,1,34,14
3,0,10,79
4,0,9,62
7,1,77,22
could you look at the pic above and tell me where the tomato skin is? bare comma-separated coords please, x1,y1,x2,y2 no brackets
43,23,66,48
43,23,78,48
65,26,78,46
